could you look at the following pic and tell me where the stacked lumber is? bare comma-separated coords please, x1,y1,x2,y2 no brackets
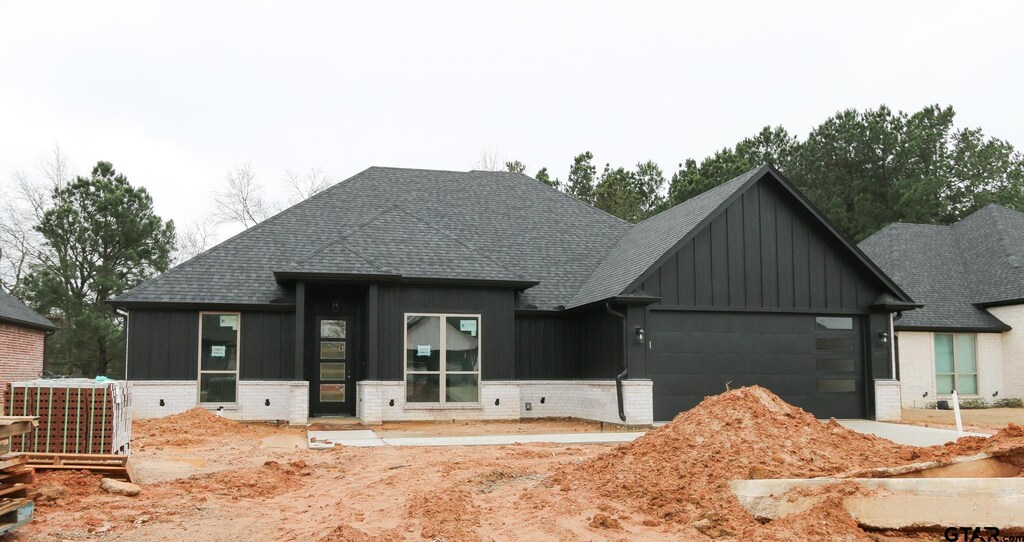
7,379,131,455
0,421,39,535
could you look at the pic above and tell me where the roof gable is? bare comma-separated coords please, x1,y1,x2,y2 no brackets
570,164,912,309
860,203,1024,331
0,289,55,330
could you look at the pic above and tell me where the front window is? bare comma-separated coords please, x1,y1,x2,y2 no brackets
199,312,240,403
934,333,977,395
405,313,480,404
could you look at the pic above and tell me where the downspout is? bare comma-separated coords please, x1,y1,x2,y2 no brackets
114,308,129,380
889,312,897,379
605,302,628,422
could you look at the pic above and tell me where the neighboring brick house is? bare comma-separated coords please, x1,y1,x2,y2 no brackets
860,204,1024,409
0,289,56,409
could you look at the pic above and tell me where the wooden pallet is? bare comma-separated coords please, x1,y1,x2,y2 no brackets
0,499,33,536
22,452,135,483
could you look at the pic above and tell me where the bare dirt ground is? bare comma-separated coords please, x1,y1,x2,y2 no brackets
11,390,1024,542
901,407,1024,433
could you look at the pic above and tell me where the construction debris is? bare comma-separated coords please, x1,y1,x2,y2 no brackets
23,451,136,482
0,418,40,536
554,386,1024,540
100,477,141,496
732,477,1024,531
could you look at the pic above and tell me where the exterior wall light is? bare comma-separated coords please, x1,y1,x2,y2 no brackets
877,331,889,346
635,326,645,344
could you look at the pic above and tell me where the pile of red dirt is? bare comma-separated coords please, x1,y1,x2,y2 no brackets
553,386,923,537
166,460,310,499
405,487,482,542
133,407,258,445
30,470,106,509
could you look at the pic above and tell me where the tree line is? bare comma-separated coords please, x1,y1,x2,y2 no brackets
502,105,1024,242
1,103,1021,378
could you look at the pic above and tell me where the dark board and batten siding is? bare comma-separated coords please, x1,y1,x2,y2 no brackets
126,310,199,380
127,309,296,381
375,285,515,381
514,309,623,380
635,180,883,313
240,312,296,380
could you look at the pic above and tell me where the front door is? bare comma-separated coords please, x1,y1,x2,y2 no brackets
312,316,355,416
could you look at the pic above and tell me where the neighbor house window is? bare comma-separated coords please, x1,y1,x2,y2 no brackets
404,313,480,404
199,312,240,403
934,333,977,395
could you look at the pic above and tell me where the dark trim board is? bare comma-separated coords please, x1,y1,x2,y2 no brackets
894,325,1011,333
648,305,869,315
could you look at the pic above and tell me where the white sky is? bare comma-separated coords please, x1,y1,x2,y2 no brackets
1,1,1022,240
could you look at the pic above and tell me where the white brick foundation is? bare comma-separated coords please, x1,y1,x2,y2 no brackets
129,380,309,425
873,379,901,421
356,379,654,426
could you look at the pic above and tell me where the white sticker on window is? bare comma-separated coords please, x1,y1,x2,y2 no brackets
219,315,238,330
416,345,432,357
211,345,227,358
459,319,478,336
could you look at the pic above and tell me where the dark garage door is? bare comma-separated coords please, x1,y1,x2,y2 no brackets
648,311,866,421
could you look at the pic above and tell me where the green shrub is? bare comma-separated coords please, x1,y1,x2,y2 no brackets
957,398,990,409
993,397,1024,408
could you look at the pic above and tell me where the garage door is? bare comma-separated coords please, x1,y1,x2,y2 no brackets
648,311,866,421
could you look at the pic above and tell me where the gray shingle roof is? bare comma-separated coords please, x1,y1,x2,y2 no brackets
568,166,760,308
117,164,907,312
114,167,629,309
0,289,56,330
282,206,530,283
859,204,1024,331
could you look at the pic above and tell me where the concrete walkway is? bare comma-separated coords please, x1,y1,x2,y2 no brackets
836,420,988,447
307,420,987,449
307,430,644,448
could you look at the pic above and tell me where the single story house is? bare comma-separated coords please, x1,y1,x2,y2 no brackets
0,288,56,408
112,164,915,425
860,204,1024,409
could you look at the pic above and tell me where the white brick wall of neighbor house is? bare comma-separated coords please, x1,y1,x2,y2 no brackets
129,381,309,425
897,308,1024,409
357,380,654,426
873,379,902,421
989,305,1024,399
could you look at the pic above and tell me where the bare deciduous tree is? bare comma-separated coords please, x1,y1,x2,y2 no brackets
173,217,219,264
475,146,504,171
283,168,333,205
214,164,273,229
0,144,73,291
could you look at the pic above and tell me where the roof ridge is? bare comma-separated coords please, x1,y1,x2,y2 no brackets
566,165,765,307
389,205,530,280
115,166,378,301
508,172,632,226
286,205,401,269
990,206,1024,270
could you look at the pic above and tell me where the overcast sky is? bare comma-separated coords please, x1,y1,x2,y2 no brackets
2,1,1022,240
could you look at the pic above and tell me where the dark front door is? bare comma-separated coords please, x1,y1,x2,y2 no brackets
312,316,356,416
